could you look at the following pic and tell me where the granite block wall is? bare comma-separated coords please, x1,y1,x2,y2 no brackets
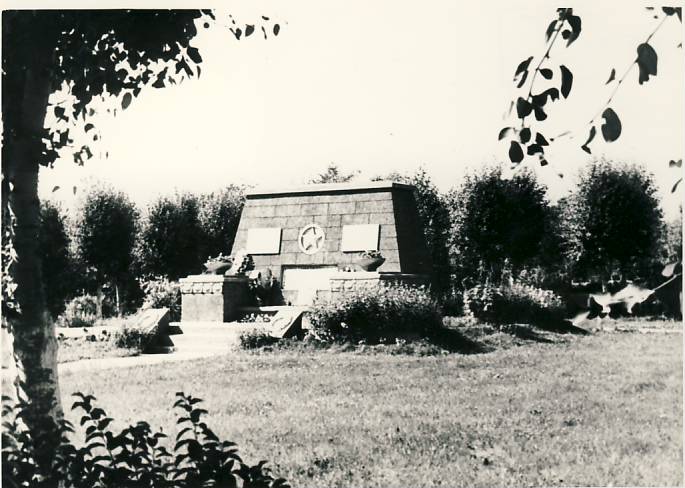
231,183,432,286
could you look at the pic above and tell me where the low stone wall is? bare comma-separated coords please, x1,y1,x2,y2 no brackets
328,271,429,301
179,275,250,323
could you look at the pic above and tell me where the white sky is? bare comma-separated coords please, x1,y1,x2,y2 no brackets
35,2,684,219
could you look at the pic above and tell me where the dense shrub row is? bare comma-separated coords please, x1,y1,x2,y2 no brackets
41,185,244,321
463,280,565,326
308,284,443,342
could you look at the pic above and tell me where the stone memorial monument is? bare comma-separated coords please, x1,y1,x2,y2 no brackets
179,181,432,321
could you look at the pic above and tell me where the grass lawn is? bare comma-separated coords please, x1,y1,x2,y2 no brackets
57,336,137,363
59,323,682,487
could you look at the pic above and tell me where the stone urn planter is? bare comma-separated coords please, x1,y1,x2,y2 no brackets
355,251,385,271
203,254,233,275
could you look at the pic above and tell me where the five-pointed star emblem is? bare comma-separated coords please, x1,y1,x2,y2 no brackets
299,224,325,254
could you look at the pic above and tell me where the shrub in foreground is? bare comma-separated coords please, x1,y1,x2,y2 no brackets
1,392,288,488
308,284,442,342
463,280,565,326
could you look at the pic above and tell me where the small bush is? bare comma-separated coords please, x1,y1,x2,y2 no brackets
140,277,181,321
463,280,565,326
112,324,158,353
1,392,288,488
308,284,442,342
238,328,279,349
57,295,99,328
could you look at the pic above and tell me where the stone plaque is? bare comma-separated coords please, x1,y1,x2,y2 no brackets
341,224,380,252
245,227,281,254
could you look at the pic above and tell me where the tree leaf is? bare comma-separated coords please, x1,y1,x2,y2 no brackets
54,106,66,120
662,7,681,19
532,88,560,107
637,43,658,84
73,186,78,195
533,106,547,121
672,178,682,193
509,141,524,164
186,46,202,64
527,144,543,156
662,262,678,277
545,20,557,42
152,68,167,89
84,123,94,132
581,126,596,154
601,108,622,142
498,127,515,140
520,128,531,144
565,15,581,46
514,56,534,77
560,65,573,98
606,68,616,84
540,68,553,80
51,186,60,193
273,24,281,36
516,97,533,118
516,69,529,89
668,159,682,168
535,133,549,146
245,25,255,37
121,92,132,110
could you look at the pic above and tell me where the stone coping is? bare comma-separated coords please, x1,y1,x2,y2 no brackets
246,180,414,198
329,271,428,280
180,274,250,283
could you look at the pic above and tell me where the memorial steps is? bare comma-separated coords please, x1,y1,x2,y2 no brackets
148,306,307,356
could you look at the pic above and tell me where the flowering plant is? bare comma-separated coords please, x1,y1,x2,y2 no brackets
360,250,383,259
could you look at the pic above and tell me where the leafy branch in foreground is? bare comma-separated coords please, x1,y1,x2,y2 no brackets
499,7,579,167
2,391,289,487
500,6,682,170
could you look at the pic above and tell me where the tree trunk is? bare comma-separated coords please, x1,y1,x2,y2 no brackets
2,34,62,474
115,281,122,317
96,284,104,319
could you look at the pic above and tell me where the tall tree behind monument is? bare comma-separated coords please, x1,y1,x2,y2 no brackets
75,184,139,317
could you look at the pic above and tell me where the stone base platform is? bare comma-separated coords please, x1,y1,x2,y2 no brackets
328,271,429,300
179,275,250,323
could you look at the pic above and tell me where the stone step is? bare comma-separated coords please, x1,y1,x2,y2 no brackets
160,322,269,354
167,322,259,335
165,335,238,355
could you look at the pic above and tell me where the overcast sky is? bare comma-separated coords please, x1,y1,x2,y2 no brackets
36,2,684,219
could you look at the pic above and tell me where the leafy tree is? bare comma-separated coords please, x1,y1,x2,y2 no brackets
75,184,139,317
562,160,663,283
1,9,278,470
307,163,359,184
38,201,75,319
373,169,452,297
659,212,682,264
198,185,245,259
447,167,553,286
139,192,205,280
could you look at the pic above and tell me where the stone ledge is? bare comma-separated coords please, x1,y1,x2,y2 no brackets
246,180,414,198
